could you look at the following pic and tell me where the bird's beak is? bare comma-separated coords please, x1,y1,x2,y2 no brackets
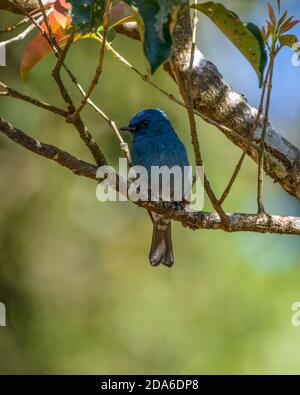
119,125,135,132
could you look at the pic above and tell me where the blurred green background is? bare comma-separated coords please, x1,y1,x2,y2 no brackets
0,0,300,374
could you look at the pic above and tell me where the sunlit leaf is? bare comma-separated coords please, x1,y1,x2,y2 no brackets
191,2,267,87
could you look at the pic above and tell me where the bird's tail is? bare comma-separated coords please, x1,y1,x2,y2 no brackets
149,212,174,267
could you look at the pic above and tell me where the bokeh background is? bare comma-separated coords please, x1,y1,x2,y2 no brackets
0,0,299,374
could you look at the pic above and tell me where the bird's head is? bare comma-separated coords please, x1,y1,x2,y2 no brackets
119,109,173,137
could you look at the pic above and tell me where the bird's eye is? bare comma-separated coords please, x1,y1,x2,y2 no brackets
141,120,150,128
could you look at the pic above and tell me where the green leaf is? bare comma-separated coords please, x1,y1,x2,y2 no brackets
67,0,105,33
245,22,268,84
124,0,187,74
278,10,288,28
279,34,298,48
191,1,268,87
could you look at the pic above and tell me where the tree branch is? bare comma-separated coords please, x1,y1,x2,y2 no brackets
1,117,299,236
0,116,98,179
0,14,39,33
0,16,38,46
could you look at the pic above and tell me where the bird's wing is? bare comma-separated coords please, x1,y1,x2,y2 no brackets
131,138,162,170
157,138,189,168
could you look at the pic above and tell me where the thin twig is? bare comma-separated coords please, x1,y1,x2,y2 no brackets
53,28,74,75
0,116,98,179
0,16,30,33
78,94,132,164
257,52,276,213
0,13,47,48
37,0,57,48
65,69,132,162
0,9,47,33
0,81,67,117
51,32,75,110
219,153,247,205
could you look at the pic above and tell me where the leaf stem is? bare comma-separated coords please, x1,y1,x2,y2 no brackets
257,51,275,213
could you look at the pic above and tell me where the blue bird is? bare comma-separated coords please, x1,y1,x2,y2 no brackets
120,109,190,267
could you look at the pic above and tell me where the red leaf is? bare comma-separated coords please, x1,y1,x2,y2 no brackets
21,13,70,79
268,3,277,26
278,10,288,27
280,16,294,32
281,19,300,33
